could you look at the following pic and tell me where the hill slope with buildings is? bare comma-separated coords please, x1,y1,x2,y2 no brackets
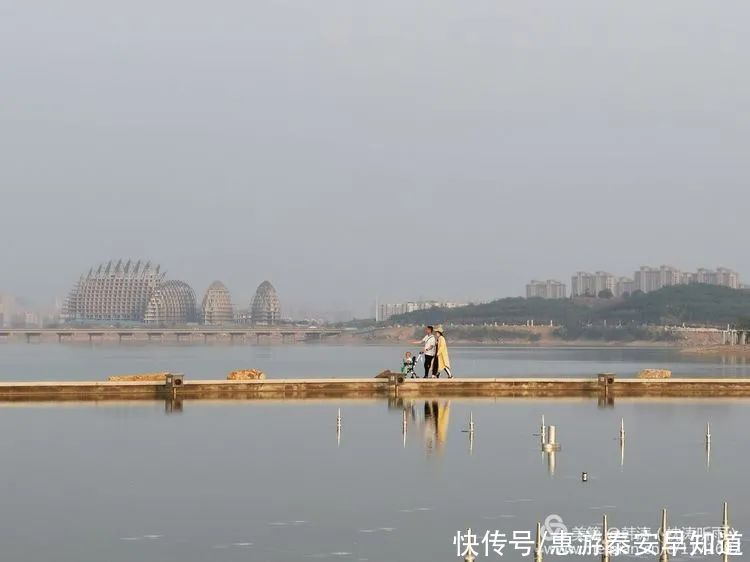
391,284,750,329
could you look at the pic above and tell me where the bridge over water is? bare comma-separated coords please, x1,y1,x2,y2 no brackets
0,327,344,344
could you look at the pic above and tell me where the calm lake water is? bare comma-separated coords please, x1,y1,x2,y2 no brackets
0,399,747,561
0,343,749,381
1,346,748,561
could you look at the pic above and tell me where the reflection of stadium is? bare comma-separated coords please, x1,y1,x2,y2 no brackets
251,281,281,325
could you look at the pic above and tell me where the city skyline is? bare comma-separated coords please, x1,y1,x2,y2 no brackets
528,265,742,300
3,257,747,327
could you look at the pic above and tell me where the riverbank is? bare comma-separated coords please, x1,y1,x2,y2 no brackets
682,345,750,357
347,325,703,347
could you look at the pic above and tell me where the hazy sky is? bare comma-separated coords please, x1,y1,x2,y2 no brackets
1,1,749,317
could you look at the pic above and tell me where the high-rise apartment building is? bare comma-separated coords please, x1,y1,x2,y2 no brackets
634,265,740,293
614,277,636,297
377,300,466,322
526,280,567,299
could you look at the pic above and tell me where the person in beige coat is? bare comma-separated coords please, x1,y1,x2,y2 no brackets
434,325,453,378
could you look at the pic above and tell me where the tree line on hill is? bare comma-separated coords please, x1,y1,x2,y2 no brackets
389,284,750,337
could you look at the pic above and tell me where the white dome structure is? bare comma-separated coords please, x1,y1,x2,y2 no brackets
201,281,234,325
144,281,197,325
250,281,281,325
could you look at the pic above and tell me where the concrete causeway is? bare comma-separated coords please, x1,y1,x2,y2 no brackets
1,375,750,402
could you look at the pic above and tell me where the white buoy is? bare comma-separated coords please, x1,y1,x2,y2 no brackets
620,418,625,442
582,471,588,482
469,411,475,434
706,421,711,446
541,414,547,445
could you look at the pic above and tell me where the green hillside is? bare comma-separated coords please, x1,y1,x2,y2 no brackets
391,284,750,328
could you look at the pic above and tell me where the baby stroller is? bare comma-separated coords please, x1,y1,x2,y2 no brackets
401,352,421,379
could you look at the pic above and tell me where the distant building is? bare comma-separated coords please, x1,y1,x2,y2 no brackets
0,294,14,328
144,281,197,325
64,260,164,322
634,265,740,293
251,281,281,325
571,271,607,297
526,280,567,299
63,259,197,325
634,266,667,293
377,300,466,322
592,271,615,296
201,281,234,325
614,277,636,297
696,267,739,289
570,272,592,297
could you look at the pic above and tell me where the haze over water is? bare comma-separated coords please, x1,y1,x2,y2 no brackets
1,343,749,381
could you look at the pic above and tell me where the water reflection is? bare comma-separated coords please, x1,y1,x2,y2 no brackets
397,400,452,455
164,397,183,413
423,400,451,455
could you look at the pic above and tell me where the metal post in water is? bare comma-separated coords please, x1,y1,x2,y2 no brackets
534,521,543,562
601,514,610,562
402,409,407,448
336,408,342,446
543,425,561,452
706,421,711,447
659,508,668,561
619,418,625,442
469,411,475,434
721,501,729,562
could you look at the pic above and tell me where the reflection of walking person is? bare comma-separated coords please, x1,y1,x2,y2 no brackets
434,325,453,378
419,326,438,378
423,400,451,453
